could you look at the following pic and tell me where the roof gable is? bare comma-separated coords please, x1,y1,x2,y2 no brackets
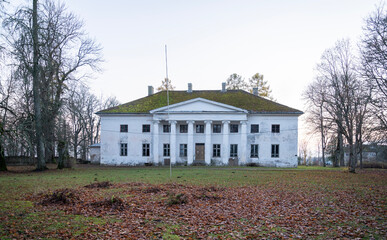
150,98,248,113
97,90,303,115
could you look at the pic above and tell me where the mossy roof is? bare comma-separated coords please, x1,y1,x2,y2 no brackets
97,90,303,115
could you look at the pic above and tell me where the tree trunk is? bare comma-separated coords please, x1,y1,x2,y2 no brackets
338,132,344,167
57,141,64,169
32,0,46,171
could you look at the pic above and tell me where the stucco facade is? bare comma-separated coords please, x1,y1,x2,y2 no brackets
98,91,302,167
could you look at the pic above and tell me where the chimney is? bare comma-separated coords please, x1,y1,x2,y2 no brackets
187,83,192,93
221,82,226,92
253,87,258,96
148,86,154,96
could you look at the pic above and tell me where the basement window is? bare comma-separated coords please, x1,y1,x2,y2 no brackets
120,124,128,132
251,124,259,133
163,124,170,133
142,124,150,133
180,124,188,133
213,124,221,133
272,124,280,133
196,124,204,133
230,124,239,133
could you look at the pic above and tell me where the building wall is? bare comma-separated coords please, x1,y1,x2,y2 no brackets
100,113,299,167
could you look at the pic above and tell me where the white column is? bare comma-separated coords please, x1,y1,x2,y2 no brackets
187,120,194,165
152,120,159,164
240,121,247,165
205,120,212,165
222,121,230,165
170,120,177,164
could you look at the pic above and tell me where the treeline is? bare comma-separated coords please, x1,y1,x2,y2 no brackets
303,5,386,172
0,0,119,171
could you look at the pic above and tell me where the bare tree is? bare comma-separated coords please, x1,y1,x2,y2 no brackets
3,0,102,169
360,4,387,141
316,39,364,173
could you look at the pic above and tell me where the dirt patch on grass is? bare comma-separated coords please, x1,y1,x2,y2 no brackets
40,188,79,205
84,181,112,189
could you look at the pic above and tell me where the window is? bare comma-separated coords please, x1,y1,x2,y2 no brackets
251,144,259,158
120,124,128,132
142,143,150,156
230,144,238,157
142,124,150,133
213,144,221,157
251,124,259,133
120,143,128,156
196,124,204,133
230,124,239,133
163,144,170,157
272,124,280,133
271,144,279,158
213,124,221,133
179,144,187,157
163,124,170,133
180,124,188,133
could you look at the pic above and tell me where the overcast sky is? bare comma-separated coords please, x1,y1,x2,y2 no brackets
11,0,383,149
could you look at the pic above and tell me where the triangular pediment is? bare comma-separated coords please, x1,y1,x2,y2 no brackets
150,98,248,114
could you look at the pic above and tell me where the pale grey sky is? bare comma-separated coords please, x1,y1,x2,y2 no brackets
11,0,384,150
56,0,379,109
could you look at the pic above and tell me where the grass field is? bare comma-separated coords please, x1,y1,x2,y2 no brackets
0,165,386,239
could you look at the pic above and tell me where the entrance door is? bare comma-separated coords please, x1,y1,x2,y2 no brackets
195,143,205,161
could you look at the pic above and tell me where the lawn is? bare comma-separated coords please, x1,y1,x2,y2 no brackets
0,165,386,239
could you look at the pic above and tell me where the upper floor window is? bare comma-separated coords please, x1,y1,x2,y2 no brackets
271,144,279,158
142,124,150,133
213,124,221,133
120,124,128,132
230,124,239,133
251,124,259,133
196,124,204,133
120,143,128,156
272,124,280,133
230,144,238,157
180,124,188,133
142,143,150,156
163,124,170,133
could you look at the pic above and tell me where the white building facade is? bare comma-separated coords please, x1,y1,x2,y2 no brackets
97,87,302,167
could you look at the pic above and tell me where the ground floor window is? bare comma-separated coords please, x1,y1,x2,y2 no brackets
251,144,259,158
120,143,128,156
230,144,238,157
213,144,221,157
142,143,150,156
271,144,279,158
163,144,170,157
180,144,187,157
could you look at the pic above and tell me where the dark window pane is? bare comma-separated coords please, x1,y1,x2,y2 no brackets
120,125,128,132
251,124,259,133
180,125,188,133
142,124,150,132
230,124,239,133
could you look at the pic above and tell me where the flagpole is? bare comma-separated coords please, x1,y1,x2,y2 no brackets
165,45,171,178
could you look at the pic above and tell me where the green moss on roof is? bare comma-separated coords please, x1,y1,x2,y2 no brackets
97,90,303,114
